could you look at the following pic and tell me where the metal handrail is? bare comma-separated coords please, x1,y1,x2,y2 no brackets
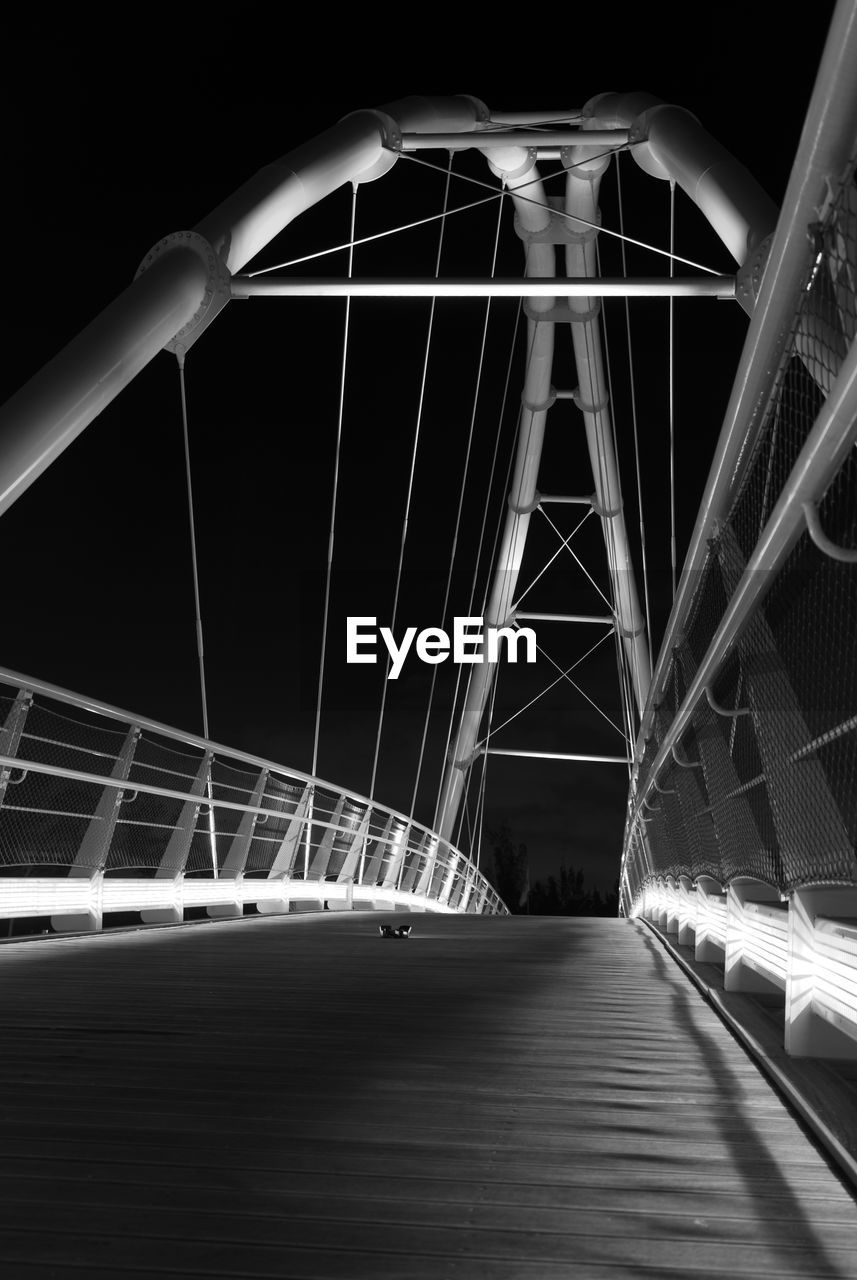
0,663,498,898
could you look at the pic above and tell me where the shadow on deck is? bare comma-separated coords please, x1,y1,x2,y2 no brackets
1,913,856,1277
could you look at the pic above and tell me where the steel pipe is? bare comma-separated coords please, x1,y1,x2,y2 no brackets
435,144,556,842
483,748,631,763
514,611,614,624
232,276,734,299
399,130,630,150
0,96,488,518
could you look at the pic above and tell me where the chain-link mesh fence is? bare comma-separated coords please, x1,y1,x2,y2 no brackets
623,151,857,912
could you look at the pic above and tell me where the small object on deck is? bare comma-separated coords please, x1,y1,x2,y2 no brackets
379,924,412,938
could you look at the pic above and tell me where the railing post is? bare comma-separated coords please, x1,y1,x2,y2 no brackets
310,795,344,880
0,689,31,806
724,878,783,993
786,887,857,1058
695,876,727,964
53,724,139,934
677,876,697,947
208,766,268,919
141,749,211,925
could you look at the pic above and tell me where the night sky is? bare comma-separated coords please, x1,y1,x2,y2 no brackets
0,13,834,892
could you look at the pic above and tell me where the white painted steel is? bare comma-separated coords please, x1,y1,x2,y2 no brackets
435,144,556,841
629,307,857,830
399,130,630,150
232,276,734,298
562,146,651,716
0,668,507,926
0,96,487,519
634,877,857,1060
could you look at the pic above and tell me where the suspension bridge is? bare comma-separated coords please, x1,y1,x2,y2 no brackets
2,6,857,1275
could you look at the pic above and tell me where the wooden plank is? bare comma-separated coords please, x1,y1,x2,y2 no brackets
0,914,856,1276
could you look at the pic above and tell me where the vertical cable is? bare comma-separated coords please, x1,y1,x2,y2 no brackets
369,154,454,803
177,354,216,873
312,183,358,779
669,178,677,600
409,187,506,821
433,306,529,831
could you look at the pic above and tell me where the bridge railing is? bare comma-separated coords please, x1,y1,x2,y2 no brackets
0,668,507,932
619,0,857,1059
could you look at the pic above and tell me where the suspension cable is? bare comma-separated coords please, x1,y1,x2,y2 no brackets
247,154,604,277
311,183,358,778
615,154,653,667
177,354,216,872
399,151,722,276
251,149,719,279
409,183,506,821
369,155,455,804
669,179,677,600
434,309,531,829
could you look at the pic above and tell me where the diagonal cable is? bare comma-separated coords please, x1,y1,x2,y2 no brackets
369,155,454,803
512,506,593,610
399,150,722,275
538,505,614,611
177,354,216,872
522,625,626,738
409,184,506,820
478,627,614,746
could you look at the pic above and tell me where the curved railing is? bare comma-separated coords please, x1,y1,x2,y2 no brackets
620,1,857,921
0,667,507,932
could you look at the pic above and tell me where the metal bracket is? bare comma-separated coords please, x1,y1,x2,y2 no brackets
653,778,676,795
135,230,231,356
487,148,537,181
672,743,702,770
803,500,857,563
734,232,775,313
705,687,751,717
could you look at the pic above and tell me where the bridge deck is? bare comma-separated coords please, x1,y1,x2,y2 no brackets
2,913,857,1277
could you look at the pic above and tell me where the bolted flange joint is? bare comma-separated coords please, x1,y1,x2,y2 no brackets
734,232,774,315
135,230,231,357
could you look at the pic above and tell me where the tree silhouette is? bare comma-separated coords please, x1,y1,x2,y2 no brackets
487,825,619,916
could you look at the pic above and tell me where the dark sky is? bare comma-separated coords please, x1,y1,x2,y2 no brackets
0,13,835,891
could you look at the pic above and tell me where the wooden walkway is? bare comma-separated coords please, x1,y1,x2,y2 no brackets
2,913,857,1278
